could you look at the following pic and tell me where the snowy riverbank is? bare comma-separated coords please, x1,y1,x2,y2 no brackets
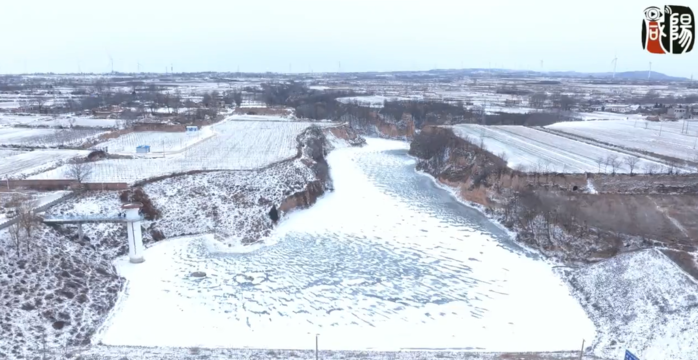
92,138,595,353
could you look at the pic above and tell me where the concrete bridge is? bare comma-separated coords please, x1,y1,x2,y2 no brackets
42,203,147,263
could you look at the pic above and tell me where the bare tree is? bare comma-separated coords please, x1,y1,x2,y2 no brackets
529,92,548,109
202,92,213,107
16,204,38,242
64,158,93,184
666,159,681,175
93,80,105,95
624,157,640,175
137,102,147,118
148,100,158,115
643,162,659,175
606,154,620,174
31,96,50,113
18,98,31,111
67,117,76,128
233,91,243,108
8,221,23,257
595,156,604,173
558,95,576,111
171,90,182,114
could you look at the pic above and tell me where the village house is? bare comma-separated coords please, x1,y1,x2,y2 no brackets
604,104,633,113
667,105,689,119
504,98,522,107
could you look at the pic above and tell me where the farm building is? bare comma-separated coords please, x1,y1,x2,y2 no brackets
136,145,151,154
504,99,522,106
668,106,689,119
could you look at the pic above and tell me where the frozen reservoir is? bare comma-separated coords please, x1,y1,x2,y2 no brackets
97,138,595,351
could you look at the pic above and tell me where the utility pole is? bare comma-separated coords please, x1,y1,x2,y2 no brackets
315,334,319,360
579,339,585,360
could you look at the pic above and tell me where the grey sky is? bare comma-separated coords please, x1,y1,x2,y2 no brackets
1,0,696,77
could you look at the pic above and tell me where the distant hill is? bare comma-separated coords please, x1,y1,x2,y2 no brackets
549,70,686,81
422,68,688,81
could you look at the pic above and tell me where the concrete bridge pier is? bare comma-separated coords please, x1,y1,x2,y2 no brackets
123,203,145,263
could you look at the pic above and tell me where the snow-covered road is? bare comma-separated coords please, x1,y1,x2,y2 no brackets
96,138,595,352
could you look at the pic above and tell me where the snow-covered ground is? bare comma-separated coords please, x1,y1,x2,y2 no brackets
480,105,533,115
97,127,214,155
453,125,666,173
31,190,72,208
0,127,104,148
572,112,646,122
30,121,325,183
78,346,596,360
0,114,119,128
336,95,421,108
0,114,49,125
228,114,296,121
547,120,698,162
38,116,120,128
95,138,595,352
561,249,698,360
0,149,89,178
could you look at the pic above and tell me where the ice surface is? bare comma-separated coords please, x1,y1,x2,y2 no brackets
453,124,665,173
97,138,595,352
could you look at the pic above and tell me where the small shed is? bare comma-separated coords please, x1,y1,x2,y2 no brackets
186,126,199,132
136,145,151,154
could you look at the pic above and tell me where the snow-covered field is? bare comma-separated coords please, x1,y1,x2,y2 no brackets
453,125,665,173
31,121,325,183
0,127,104,148
480,105,533,115
561,249,698,360
0,149,89,178
228,114,296,122
547,120,698,162
97,127,214,155
95,138,595,352
572,112,646,122
336,95,420,108
0,114,119,128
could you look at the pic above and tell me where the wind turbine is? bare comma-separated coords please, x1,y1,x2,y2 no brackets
106,53,114,74
611,54,618,79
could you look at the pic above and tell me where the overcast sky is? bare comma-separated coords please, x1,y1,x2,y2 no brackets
1,0,696,77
